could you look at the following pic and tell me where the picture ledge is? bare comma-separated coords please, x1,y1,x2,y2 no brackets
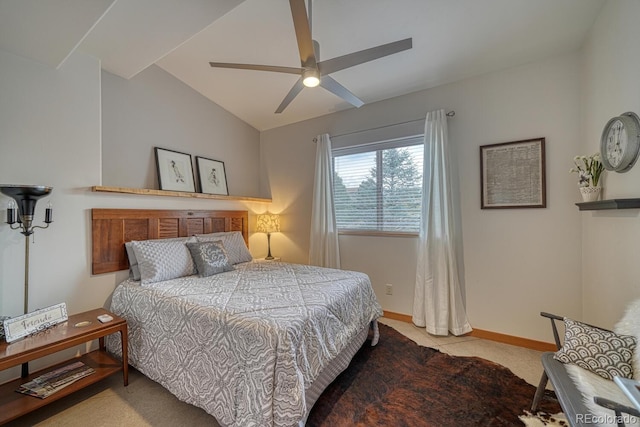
575,198,640,211
91,186,271,203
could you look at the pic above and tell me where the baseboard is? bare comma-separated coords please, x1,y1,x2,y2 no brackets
382,310,556,352
468,329,557,352
382,310,413,323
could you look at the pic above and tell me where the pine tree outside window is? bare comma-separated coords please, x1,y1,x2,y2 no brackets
332,136,424,234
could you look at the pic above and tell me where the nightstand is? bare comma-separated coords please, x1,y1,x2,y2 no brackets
0,308,128,424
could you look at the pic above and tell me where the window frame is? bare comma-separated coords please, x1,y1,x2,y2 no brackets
332,135,424,236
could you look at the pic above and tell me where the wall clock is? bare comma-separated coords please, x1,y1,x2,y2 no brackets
600,112,640,172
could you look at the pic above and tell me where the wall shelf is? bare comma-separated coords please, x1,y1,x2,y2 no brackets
91,186,272,203
575,198,640,211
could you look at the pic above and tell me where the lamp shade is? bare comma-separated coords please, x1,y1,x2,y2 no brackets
256,213,280,233
0,185,52,217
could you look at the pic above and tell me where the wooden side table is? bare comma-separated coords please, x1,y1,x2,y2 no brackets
0,308,128,425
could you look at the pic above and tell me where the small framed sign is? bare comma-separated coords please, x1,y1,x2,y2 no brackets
3,303,68,343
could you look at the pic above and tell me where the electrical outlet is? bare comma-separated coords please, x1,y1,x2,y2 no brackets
385,284,393,295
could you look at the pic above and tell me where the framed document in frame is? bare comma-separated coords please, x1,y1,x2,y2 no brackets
480,138,546,209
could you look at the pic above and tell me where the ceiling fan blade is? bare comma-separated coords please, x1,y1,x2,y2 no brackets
320,76,364,108
209,62,303,75
289,0,317,69
318,38,412,75
275,77,305,114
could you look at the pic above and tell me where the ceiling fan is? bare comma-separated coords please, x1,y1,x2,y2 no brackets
209,0,412,114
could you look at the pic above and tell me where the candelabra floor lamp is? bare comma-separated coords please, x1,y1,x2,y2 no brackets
1,184,53,377
256,213,280,260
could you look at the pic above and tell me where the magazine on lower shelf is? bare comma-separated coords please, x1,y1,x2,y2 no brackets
16,361,95,399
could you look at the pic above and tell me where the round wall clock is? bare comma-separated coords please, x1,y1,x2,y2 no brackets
600,112,640,172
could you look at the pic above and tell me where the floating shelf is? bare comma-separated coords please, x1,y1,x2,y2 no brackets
91,186,272,203
575,198,640,211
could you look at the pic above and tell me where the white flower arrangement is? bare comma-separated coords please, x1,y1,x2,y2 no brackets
570,153,604,187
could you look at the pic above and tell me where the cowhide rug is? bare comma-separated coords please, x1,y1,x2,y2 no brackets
307,324,562,426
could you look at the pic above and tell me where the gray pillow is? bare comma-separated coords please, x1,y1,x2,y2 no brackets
125,236,194,281
554,317,637,380
186,240,234,277
124,242,141,281
130,238,196,284
196,231,252,265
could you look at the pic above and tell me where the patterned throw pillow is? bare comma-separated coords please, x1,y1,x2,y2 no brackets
554,317,637,380
131,239,196,284
186,241,234,277
125,237,195,281
196,231,252,265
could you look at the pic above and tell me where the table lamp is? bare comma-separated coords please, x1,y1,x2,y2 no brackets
256,213,280,260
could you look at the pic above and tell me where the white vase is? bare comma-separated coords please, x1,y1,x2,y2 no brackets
579,186,602,202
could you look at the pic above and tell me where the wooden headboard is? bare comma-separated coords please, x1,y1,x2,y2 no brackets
92,209,249,275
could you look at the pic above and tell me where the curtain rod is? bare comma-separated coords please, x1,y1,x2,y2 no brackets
313,110,455,142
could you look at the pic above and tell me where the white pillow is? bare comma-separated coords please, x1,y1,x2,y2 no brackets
130,237,197,284
126,236,196,281
615,298,640,379
196,231,252,265
124,242,141,281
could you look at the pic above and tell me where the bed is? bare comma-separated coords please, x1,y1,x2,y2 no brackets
92,209,382,427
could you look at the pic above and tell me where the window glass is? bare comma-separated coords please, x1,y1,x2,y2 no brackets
333,136,424,233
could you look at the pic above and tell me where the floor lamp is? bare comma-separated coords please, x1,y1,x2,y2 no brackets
1,185,53,377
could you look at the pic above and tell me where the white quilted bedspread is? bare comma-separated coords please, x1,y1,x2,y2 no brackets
107,261,382,427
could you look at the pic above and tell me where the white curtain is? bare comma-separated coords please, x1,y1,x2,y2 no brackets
309,133,341,268
413,109,472,336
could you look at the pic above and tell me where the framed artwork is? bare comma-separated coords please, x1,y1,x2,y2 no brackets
480,138,546,209
196,156,229,195
154,147,196,192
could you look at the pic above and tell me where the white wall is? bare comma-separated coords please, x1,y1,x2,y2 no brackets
0,49,264,380
102,66,260,196
0,50,105,317
0,49,263,318
261,53,583,341
259,0,640,340
579,0,640,328
456,55,583,340
2,0,636,359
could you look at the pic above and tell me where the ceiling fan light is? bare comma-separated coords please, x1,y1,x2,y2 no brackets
302,69,320,87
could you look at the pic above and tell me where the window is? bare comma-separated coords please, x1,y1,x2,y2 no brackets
333,136,424,233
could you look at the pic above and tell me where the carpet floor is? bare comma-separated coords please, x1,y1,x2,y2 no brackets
7,323,560,426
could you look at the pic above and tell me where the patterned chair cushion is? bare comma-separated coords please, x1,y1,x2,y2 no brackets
131,238,197,284
186,240,234,277
196,231,252,265
554,317,637,380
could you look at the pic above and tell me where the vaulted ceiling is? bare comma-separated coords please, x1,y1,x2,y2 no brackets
0,0,605,131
